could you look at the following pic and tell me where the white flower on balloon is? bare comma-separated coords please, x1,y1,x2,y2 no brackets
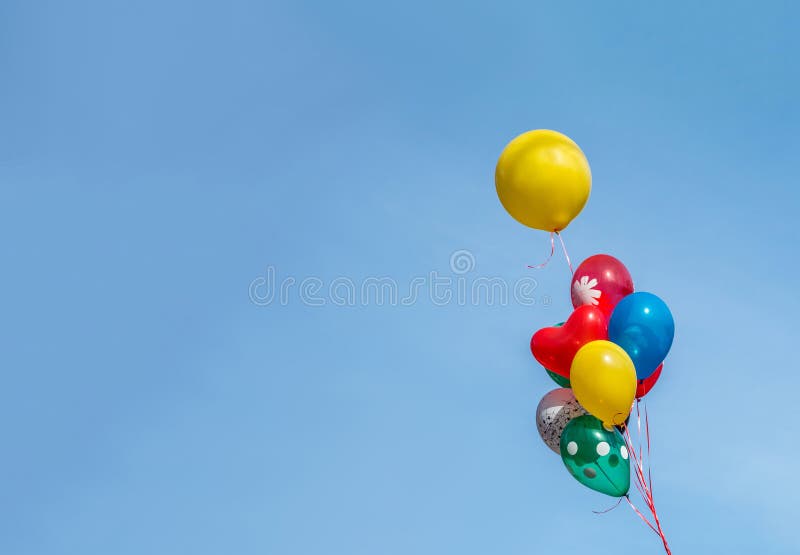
573,276,601,306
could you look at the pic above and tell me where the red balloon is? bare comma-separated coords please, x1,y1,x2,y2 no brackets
570,254,634,318
530,305,608,378
636,363,663,398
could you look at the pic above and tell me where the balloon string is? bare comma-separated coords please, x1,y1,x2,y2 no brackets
636,399,643,466
645,401,653,493
624,495,658,534
527,232,555,269
625,429,652,513
623,426,651,509
527,232,574,274
622,415,672,555
593,496,623,514
651,500,671,554
555,231,574,274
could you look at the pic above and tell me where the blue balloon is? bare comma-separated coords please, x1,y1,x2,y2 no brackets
608,292,674,380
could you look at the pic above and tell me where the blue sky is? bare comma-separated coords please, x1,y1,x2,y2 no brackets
1,1,798,553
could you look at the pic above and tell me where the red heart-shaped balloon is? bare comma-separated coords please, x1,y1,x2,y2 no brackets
530,305,608,378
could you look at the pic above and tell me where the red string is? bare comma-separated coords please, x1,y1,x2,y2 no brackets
624,495,659,534
527,232,555,269
636,400,643,465
623,427,649,503
619,411,672,555
527,231,574,275
640,403,671,555
555,231,574,274
645,402,653,493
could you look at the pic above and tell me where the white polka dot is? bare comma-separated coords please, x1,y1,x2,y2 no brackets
566,441,578,455
603,424,614,432
620,446,629,459
596,442,610,456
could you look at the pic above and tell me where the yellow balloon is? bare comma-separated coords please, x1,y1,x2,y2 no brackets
495,129,591,231
570,340,636,427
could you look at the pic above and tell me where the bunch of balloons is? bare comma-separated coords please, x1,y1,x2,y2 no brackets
495,130,675,553
532,254,674,496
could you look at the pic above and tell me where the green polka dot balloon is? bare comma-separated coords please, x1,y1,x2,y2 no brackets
559,414,630,497
544,323,571,388
546,369,570,388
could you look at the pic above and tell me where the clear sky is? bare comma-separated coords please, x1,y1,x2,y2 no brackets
1,1,798,553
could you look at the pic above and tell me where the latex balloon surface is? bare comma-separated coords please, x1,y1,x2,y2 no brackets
536,388,587,453
560,414,630,497
636,363,663,398
541,322,570,387
531,306,607,378
570,340,636,426
571,254,634,318
547,369,570,388
495,130,591,231
608,292,674,380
